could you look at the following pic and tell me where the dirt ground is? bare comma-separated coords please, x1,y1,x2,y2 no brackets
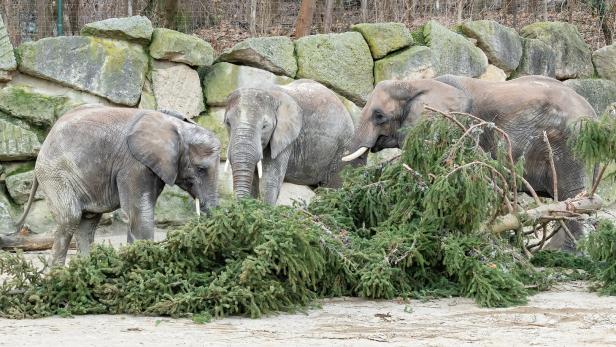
1,226,616,347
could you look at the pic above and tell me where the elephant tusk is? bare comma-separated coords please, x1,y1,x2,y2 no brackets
341,147,368,162
257,160,263,178
195,198,200,216
224,160,230,173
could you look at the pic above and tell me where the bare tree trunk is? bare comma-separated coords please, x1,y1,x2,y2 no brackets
163,0,179,30
601,17,613,45
568,0,576,23
541,0,548,20
65,0,80,36
361,0,368,22
457,0,464,21
511,0,518,29
250,0,257,35
323,0,334,33
294,0,316,38
35,0,53,39
128,0,133,16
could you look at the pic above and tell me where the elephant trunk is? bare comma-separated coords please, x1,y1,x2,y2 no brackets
343,122,378,161
229,128,260,199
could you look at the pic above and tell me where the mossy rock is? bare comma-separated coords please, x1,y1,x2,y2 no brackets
194,109,228,160
0,15,16,74
520,22,593,79
0,115,42,161
295,32,374,105
593,44,616,82
0,86,71,128
202,62,293,106
479,64,507,82
374,46,434,84
563,79,616,116
511,38,556,78
0,188,18,235
5,169,43,205
154,185,194,227
351,22,414,59
80,16,153,45
423,20,487,78
460,20,522,75
217,36,297,78
16,36,148,106
149,28,214,67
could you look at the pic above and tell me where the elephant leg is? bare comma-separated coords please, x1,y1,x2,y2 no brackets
117,170,163,243
49,210,81,267
75,213,102,256
260,148,291,205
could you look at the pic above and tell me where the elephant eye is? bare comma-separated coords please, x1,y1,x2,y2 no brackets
373,111,388,125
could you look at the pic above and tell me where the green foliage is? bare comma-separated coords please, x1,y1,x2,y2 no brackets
0,116,550,319
581,219,616,295
571,113,616,168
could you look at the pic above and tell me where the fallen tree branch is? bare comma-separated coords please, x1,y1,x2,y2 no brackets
491,195,603,234
543,131,559,202
0,228,75,252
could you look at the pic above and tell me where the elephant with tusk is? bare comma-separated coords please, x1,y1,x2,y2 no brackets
15,105,221,266
224,79,360,204
344,74,598,250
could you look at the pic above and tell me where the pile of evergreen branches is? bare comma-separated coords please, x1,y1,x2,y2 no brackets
0,112,614,319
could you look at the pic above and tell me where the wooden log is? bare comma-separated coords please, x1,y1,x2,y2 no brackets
0,228,75,251
491,196,604,234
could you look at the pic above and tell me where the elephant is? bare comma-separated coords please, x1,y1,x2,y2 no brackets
224,79,357,204
15,105,221,266
342,74,597,250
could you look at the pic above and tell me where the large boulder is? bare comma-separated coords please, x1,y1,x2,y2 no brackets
351,22,413,59
16,36,148,106
150,60,204,118
0,189,17,235
460,20,522,75
0,86,72,128
511,38,556,78
0,115,42,161
217,36,297,78
563,79,616,116
80,16,153,45
0,15,16,81
5,168,44,205
520,22,593,79
423,20,488,78
276,183,315,206
202,62,293,106
154,185,194,227
593,44,616,82
295,32,374,105
149,28,214,67
194,108,228,160
374,46,434,83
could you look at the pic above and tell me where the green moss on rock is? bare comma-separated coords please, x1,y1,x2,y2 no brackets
511,38,556,78
593,44,616,82
374,46,434,83
217,36,297,78
460,20,522,74
194,109,228,160
520,21,593,79
149,28,214,67
351,22,413,59
423,20,487,77
0,15,16,73
0,86,71,128
80,16,153,45
295,32,373,105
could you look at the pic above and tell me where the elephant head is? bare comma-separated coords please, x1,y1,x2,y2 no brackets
127,111,221,213
223,88,302,198
342,79,471,161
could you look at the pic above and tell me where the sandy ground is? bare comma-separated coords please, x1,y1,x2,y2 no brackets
2,226,616,346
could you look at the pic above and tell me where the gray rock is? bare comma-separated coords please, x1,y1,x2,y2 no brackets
149,28,214,67
511,38,556,78
351,22,414,59
202,62,293,106
0,115,42,160
479,64,507,81
374,46,434,83
5,169,43,205
151,60,204,118
0,188,17,235
563,79,616,116
0,85,71,128
0,14,17,77
17,200,56,233
217,36,297,78
194,109,228,160
16,36,149,106
423,20,488,78
276,183,315,206
520,22,593,79
295,32,374,105
154,185,194,227
80,16,153,45
461,20,522,75
593,44,616,82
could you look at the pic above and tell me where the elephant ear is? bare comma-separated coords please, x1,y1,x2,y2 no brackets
270,92,302,159
127,112,182,185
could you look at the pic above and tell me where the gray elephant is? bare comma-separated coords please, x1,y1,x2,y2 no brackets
224,79,356,204
342,75,597,249
16,105,221,266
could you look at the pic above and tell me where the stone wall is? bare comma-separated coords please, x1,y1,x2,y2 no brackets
0,15,614,234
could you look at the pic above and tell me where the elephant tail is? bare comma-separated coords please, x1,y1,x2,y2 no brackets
14,177,38,233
